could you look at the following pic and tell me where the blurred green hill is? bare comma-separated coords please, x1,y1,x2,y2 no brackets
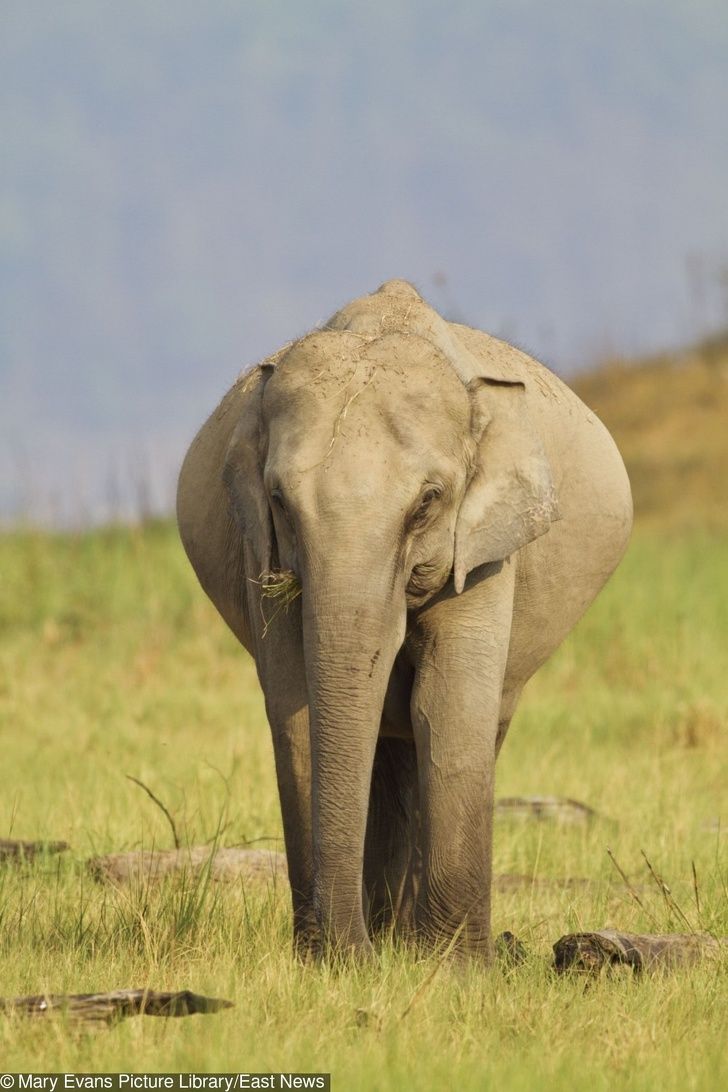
573,333,728,528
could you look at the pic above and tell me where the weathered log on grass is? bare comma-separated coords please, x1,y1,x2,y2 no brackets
0,838,69,862
91,847,600,897
0,989,233,1024
88,846,287,886
553,930,727,973
495,796,602,824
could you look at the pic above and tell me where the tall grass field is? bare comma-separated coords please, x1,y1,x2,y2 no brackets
1,348,727,1088
0,519,725,1089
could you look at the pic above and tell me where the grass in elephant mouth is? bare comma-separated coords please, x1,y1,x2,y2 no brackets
255,569,302,635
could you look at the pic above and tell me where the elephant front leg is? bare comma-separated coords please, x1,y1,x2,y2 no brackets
251,597,318,960
409,563,515,960
413,723,497,956
266,707,316,959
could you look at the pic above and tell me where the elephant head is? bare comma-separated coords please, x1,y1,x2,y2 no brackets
222,280,559,949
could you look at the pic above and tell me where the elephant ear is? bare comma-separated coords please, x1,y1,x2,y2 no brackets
221,363,276,578
453,377,560,594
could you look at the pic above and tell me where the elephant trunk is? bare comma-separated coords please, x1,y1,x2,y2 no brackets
301,562,405,956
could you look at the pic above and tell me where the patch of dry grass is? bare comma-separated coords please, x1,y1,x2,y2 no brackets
0,520,725,1088
573,332,728,529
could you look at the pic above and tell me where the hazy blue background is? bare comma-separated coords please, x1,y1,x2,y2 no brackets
2,0,727,522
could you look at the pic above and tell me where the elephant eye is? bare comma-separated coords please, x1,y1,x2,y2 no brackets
411,485,442,526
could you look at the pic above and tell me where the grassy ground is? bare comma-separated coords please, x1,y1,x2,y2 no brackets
0,516,725,1089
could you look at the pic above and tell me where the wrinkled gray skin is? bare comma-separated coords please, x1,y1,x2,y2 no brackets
177,280,632,961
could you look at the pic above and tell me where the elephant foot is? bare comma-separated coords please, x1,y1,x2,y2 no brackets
414,910,494,965
292,906,322,963
316,919,375,964
292,931,321,964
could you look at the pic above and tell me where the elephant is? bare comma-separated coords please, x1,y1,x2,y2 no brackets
177,279,632,961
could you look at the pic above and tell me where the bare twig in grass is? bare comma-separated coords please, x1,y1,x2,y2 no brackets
233,836,284,846
691,860,701,918
606,847,661,930
8,794,19,838
518,917,550,941
640,849,696,933
203,822,233,846
203,759,236,796
126,776,180,849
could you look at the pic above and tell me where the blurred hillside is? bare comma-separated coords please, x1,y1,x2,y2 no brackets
2,1,728,524
574,333,728,528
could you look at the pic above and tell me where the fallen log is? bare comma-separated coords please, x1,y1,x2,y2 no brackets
90,846,609,900
88,846,287,886
0,989,233,1024
90,846,598,895
553,929,728,973
0,839,69,862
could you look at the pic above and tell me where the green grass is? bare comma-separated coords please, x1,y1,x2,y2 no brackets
0,522,726,1089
